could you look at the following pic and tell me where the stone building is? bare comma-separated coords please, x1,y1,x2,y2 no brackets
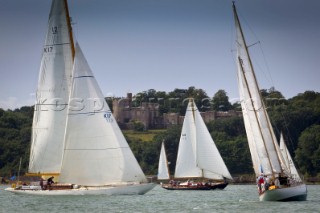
112,93,241,130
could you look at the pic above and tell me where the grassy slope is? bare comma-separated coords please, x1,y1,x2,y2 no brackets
123,129,166,142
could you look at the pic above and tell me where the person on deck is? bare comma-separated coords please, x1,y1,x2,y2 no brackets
47,176,54,186
257,174,265,193
40,178,44,190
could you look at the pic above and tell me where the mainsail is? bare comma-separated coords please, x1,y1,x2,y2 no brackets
28,0,74,174
174,99,232,180
233,3,289,177
59,43,147,186
157,142,170,180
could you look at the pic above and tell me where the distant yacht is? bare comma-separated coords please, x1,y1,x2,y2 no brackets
159,98,232,190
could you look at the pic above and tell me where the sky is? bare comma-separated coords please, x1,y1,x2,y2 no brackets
0,0,319,110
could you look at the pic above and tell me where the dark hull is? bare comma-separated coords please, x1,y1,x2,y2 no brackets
162,184,211,190
210,182,228,190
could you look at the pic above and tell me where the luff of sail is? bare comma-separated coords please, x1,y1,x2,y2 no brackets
158,142,170,180
59,43,147,186
28,0,74,174
232,2,288,177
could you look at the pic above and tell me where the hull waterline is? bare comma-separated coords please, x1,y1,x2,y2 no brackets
259,184,307,201
5,183,156,196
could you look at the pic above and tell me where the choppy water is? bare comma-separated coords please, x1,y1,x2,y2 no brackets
0,184,319,213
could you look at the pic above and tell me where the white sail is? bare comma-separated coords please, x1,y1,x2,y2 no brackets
59,43,147,186
233,4,289,176
194,102,232,180
174,99,232,180
279,133,302,182
237,70,261,175
29,0,74,174
158,142,170,180
174,100,201,178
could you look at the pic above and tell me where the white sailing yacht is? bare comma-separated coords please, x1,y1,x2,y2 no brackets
5,0,155,195
232,2,307,201
160,98,232,190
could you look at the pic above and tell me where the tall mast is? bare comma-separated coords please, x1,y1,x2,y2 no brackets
233,2,282,176
63,0,75,60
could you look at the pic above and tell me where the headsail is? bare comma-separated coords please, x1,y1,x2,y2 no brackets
279,133,302,182
28,0,74,174
194,101,232,180
59,43,147,186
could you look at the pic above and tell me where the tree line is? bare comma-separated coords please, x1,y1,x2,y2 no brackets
0,89,319,180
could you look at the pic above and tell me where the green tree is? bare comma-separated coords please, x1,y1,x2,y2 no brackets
212,90,231,111
295,124,320,176
131,120,145,131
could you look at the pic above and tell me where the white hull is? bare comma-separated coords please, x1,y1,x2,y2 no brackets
259,184,307,201
5,183,156,196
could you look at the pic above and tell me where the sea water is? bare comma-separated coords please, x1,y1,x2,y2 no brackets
0,184,319,213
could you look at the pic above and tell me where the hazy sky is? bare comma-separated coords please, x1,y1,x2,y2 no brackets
1,0,319,109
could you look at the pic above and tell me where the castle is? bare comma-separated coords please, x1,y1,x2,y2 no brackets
112,93,241,130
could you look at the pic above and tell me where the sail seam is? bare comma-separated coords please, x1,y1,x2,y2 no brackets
65,147,130,150
68,111,111,115
74,76,94,78
44,42,71,47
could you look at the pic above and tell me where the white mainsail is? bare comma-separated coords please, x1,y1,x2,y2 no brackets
59,43,147,186
157,142,170,180
279,133,302,182
174,99,232,180
29,0,74,174
233,3,289,177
